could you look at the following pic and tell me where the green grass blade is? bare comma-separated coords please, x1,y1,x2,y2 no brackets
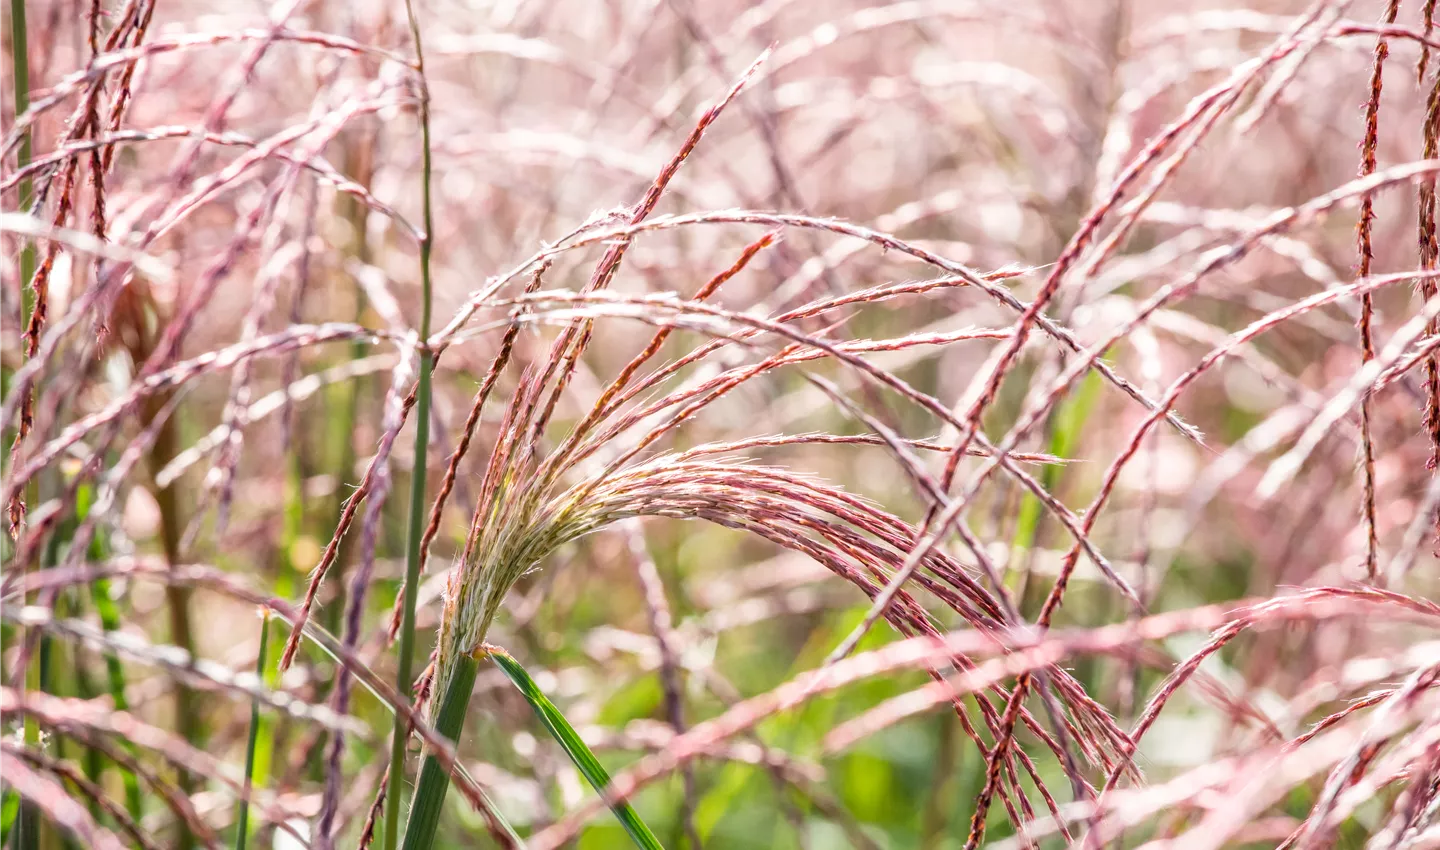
486,647,665,850
0,793,17,843
1008,364,1103,607
257,457,302,794
88,577,143,820
73,481,144,822
234,610,270,850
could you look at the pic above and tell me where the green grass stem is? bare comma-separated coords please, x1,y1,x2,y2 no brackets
386,3,436,847
234,611,271,850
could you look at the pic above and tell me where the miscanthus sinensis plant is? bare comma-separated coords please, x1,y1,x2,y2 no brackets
10,1,1440,849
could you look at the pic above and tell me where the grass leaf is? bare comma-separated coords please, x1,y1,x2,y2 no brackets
485,646,665,850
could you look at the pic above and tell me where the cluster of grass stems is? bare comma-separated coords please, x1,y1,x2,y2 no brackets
8,0,1440,848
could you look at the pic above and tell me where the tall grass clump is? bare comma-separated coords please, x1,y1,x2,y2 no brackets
10,1,1440,848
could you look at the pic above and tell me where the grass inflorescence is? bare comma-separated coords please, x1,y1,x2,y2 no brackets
9,2,1440,849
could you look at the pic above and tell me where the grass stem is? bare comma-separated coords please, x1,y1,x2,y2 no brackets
233,611,270,850
386,4,436,847
8,0,39,845
398,655,475,850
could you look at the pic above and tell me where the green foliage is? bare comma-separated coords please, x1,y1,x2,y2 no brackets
488,647,664,850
